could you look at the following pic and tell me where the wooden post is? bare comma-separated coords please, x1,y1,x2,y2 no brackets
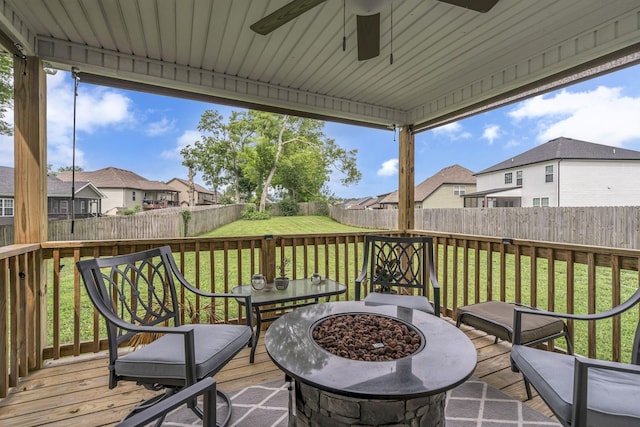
398,125,415,232
13,56,47,368
261,235,276,282
14,56,47,244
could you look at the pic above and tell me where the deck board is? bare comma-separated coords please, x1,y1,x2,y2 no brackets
0,321,556,426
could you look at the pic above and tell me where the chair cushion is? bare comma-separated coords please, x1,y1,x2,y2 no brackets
115,324,252,381
456,301,566,344
512,345,640,426
364,292,434,314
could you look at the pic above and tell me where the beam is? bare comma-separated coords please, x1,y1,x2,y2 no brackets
398,126,415,232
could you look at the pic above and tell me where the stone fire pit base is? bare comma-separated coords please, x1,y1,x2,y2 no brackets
290,380,446,427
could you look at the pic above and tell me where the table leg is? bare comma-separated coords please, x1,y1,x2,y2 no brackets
250,307,262,363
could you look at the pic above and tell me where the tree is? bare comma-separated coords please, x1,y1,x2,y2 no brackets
183,109,361,211
58,166,84,173
0,53,14,136
181,110,253,203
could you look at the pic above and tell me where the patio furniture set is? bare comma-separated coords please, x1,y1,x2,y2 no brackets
77,235,640,426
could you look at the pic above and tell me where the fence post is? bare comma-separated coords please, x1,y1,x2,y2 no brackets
261,235,276,282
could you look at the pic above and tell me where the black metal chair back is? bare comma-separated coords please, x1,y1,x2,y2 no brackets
355,235,440,315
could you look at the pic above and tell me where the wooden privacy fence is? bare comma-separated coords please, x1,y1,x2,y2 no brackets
45,204,244,241
331,206,640,249
2,230,640,398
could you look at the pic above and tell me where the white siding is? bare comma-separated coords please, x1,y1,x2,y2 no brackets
99,188,127,214
520,162,558,207
560,160,640,206
477,159,640,207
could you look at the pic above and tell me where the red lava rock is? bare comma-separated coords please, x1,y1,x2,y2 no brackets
313,314,422,361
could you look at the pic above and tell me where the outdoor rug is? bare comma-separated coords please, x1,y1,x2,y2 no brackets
162,377,560,426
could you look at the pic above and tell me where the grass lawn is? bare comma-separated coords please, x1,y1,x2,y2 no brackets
49,215,638,362
201,215,378,236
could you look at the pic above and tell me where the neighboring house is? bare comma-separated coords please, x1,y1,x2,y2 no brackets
343,197,375,210
466,137,640,208
0,166,104,225
58,167,179,215
166,178,216,207
379,164,477,209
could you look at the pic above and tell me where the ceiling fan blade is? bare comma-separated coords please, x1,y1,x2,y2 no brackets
357,13,380,61
437,0,499,13
250,0,327,35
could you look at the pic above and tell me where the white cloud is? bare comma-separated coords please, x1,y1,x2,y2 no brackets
377,158,398,176
432,121,472,140
482,124,501,145
145,117,175,136
509,86,640,146
161,130,202,160
46,72,134,168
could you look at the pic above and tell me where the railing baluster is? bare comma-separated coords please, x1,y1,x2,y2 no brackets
587,252,597,358
0,257,8,398
612,255,621,362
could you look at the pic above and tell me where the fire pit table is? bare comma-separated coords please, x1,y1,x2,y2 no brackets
265,301,477,427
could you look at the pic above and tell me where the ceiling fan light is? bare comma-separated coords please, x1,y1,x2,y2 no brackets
349,0,393,15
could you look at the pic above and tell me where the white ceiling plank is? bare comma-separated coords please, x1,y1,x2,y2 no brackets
3,0,640,129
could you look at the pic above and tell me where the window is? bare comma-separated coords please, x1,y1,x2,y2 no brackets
80,200,86,213
533,197,549,207
545,165,553,183
504,172,512,184
454,185,466,195
0,198,14,216
60,200,69,213
516,170,523,186
132,191,136,201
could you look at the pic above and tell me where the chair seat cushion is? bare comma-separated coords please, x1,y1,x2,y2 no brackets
115,324,252,381
512,345,640,426
364,292,434,314
456,301,566,344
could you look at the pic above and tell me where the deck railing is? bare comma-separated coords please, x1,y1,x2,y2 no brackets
2,230,639,398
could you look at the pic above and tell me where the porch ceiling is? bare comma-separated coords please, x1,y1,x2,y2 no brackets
1,1,640,131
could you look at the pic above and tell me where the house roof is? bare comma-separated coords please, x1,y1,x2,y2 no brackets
476,137,640,175
381,164,476,204
58,167,177,193
2,2,639,131
0,166,104,198
167,178,215,195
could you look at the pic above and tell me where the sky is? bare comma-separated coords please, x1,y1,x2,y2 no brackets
1,63,640,199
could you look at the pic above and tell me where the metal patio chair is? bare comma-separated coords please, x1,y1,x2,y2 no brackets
77,245,253,427
511,288,640,426
115,377,217,427
355,235,441,316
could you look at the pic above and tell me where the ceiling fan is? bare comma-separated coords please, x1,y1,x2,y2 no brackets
250,0,500,61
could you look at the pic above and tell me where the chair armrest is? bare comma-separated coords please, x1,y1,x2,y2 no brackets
115,377,217,427
513,289,640,345
427,261,440,316
166,254,253,329
572,356,640,426
355,270,367,301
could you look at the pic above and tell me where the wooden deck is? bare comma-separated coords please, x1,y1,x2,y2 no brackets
0,320,556,426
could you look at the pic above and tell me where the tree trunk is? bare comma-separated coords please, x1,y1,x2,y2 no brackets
187,167,195,206
259,115,289,212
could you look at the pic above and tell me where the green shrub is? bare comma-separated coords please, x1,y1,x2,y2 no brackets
122,205,142,215
279,198,299,216
241,204,271,220
316,202,329,216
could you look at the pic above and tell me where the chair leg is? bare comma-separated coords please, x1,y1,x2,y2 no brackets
188,389,232,427
522,374,532,400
